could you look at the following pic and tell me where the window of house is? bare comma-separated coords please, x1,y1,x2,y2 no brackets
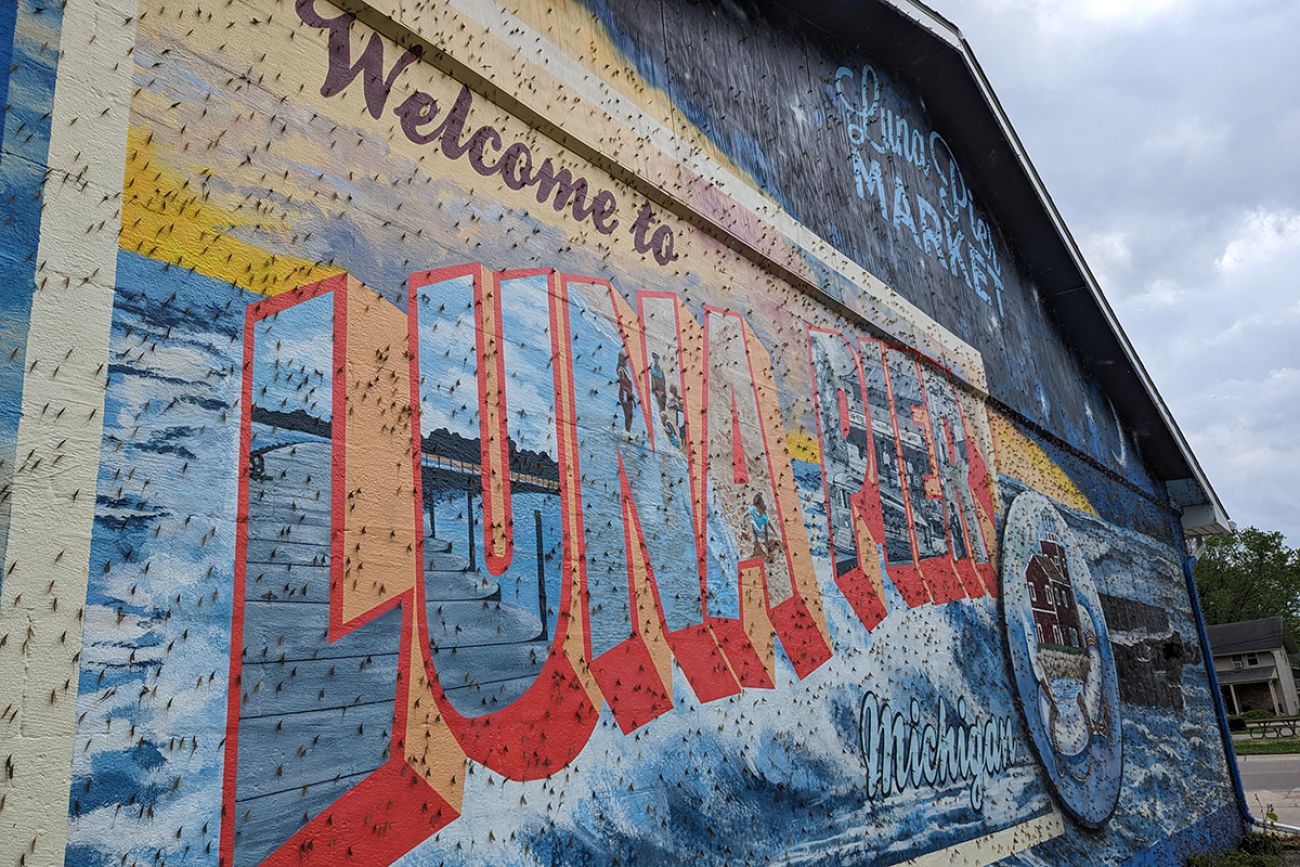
1233,655,1245,670
1247,653,1260,666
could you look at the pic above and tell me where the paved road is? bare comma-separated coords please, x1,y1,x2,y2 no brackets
1237,753,1300,827
1239,754,1300,791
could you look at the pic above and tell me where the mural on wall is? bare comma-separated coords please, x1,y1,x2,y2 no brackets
1000,491,1123,828
219,253,1017,863
0,0,1240,864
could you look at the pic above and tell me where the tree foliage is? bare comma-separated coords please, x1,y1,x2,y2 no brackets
1195,527,1300,637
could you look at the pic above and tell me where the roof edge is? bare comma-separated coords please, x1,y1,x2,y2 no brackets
883,0,1230,533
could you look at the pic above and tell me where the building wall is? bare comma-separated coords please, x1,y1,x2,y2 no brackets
1278,649,1300,715
0,0,1241,864
575,0,1162,505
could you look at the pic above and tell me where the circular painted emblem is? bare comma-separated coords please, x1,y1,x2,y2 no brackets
1000,491,1122,827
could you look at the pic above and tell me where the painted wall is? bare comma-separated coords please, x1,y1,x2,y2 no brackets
0,0,63,581
572,0,1158,499
0,0,1239,864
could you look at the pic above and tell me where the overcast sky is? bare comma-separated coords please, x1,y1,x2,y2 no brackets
924,0,1300,545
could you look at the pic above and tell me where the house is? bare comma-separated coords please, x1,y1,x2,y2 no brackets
1025,536,1083,650
1208,617,1300,716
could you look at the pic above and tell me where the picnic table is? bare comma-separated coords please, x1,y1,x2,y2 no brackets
1246,717,1300,739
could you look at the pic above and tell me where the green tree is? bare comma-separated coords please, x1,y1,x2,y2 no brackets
1195,527,1300,637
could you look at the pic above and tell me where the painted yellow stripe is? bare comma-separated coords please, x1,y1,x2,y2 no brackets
119,125,341,295
989,412,1096,516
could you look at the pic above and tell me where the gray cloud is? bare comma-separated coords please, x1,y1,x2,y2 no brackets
927,0,1300,544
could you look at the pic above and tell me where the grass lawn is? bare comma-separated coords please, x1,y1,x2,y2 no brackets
1235,737,1300,756
1186,831,1300,866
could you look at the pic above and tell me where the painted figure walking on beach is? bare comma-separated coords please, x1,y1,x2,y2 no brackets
749,493,778,560
650,353,667,408
617,349,635,434
664,384,684,448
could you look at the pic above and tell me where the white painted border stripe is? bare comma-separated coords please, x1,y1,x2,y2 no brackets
0,0,137,861
899,812,1065,866
780,811,1064,866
